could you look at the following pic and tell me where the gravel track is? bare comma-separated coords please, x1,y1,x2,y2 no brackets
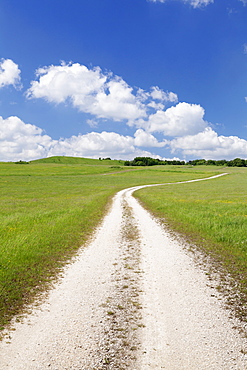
1,174,247,369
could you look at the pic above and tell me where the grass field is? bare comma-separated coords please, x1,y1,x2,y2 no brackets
0,157,246,329
135,166,247,320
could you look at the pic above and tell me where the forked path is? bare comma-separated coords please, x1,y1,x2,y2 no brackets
1,174,247,369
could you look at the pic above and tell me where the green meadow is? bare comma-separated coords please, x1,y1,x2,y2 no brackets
135,167,247,319
0,157,246,329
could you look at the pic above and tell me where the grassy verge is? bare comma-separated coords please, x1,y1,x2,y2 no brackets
0,167,115,329
135,167,247,321
0,159,222,330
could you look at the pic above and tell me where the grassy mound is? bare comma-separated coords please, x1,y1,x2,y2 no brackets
30,156,124,166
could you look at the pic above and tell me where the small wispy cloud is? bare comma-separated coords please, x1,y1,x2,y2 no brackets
86,119,98,128
244,44,247,54
188,0,214,7
147,0,214,8
147,0,166,3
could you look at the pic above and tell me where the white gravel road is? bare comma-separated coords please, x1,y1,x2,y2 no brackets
1,174,247,369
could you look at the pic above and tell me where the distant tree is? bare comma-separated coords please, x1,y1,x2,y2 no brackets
15,160,29,164
124,156,185,166
215,159,228,166
189,159,206,166
206,159,216,165
227,158,246,167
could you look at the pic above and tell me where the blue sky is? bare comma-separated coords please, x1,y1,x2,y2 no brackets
1,0,247,161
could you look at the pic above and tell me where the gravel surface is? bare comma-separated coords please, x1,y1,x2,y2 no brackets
1,175,247,369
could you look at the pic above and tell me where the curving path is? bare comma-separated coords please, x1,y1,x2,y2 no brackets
1,173,247,369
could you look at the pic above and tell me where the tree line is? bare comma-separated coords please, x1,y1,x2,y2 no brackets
124,157,247,167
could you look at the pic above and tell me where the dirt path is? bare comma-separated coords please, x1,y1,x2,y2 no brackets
1,174,247,369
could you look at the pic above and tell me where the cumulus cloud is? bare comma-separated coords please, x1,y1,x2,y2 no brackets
49,131,136,158
47,131,165,160
48,132,160,160
133,102,207,137
90,77,146,121
26,63,146,122
170,127,247,159
0,59,21,89
7,61,246,162
1,115,246,162
26,62,177,123
134,129,167,147
0,115,162,161
50,130,169,159
0,116,52,161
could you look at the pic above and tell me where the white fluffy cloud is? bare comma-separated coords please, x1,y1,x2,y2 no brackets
170,127,247,159
27,63,145,122
26,62,177,123
134,129,167,147
0,59,21,89
1,115,246,162
0,116,52,161
134,102,207,137
0,115,162,161
49,131,136,158
48,132,160,160
2,60,246,162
